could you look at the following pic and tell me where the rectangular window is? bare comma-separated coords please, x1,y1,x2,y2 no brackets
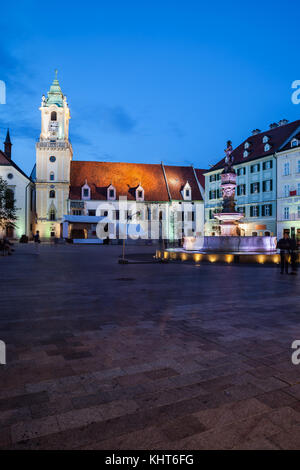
250,182,260,194
262,204,272,217
73,210,82,216
250,163,260,173
237,206,245,214
298,206,300,218
209,175,216,182
284,207,289,220
284,162,290,176
237,167,246,176
88,210,96,216
262,180,273,192
298,183,300,196
284,185,290,197
250,205,260,217
83,188,89,197
237,184,246,196
109,189,114,198
298,160,300,173
263,160,273,170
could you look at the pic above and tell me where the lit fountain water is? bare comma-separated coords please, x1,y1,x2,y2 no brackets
158,141,277,263
183,153,276,253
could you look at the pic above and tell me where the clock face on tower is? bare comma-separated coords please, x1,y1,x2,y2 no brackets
49,121,59,134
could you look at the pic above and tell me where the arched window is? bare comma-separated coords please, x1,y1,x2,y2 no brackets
49,190,55,199
51,111,57,121
49,209,56,221
50,172,55,181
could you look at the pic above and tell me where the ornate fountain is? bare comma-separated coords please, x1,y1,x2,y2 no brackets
213,140,244,235
181,140,277,254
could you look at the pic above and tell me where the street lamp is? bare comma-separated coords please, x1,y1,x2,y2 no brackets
118,211,140,264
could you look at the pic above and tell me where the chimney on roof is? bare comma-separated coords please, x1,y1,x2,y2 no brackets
278,119,289,126
269,123,278,129
4,129,12,160
252,129,261,135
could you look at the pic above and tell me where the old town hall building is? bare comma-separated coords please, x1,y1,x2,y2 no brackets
34,74,206,241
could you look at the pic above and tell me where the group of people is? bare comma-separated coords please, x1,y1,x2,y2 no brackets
277,233,298,275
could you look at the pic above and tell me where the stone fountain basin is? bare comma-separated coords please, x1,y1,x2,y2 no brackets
183,236,277,253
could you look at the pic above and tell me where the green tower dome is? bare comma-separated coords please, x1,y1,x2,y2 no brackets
46,70,64,107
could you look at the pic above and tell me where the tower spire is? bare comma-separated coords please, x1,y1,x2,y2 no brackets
45,69,64,107
4,129,12,159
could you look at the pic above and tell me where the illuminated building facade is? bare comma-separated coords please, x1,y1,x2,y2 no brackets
0,130,34,239
34,74,205,241
204,119,300,238
276,129,300,241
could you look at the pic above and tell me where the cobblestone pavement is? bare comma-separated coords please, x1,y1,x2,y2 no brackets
0,243,300,450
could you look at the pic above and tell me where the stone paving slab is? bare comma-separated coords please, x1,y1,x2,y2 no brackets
0,244,300,449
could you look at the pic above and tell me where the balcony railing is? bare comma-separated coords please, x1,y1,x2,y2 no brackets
36,139,72,150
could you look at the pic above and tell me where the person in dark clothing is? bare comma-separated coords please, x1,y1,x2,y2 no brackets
290,235,298,275
277,233,291,274
2,236,14,255
34,230,40,254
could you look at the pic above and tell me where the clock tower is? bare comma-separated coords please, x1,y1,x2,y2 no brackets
35,71,73,239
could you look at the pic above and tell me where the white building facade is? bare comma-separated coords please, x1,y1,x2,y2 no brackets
0,130,34,239
276,133,300,241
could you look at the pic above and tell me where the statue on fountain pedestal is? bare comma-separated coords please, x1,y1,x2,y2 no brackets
213,140,244,235
221,140,237,213
224,140,234,172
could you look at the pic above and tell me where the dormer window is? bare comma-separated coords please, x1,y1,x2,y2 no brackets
107,184,116,201
51,111,57,121
243,150,249,158
81,181,91,200
291,138,299,148
135,185,144,201
264,143,271,152
244,142,250,149
263,135,269,144
182,182,192,201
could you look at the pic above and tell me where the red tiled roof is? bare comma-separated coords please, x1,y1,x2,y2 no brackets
70,161,205,201
70,161,169,201
210,120,300,171
164,165,203,200
195,169,206,189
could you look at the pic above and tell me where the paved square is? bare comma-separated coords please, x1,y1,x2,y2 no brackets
0,244,300,449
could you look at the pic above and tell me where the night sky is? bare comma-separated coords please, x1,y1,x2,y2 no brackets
1,0,300,175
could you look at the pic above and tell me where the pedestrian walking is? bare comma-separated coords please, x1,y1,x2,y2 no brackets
277,232,291,274
290,235,298,275
34,230,40,254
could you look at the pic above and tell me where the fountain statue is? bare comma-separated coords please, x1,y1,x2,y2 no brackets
213,140,244,236
181,140,277,253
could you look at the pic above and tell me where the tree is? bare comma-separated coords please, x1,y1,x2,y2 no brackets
0,176,17,231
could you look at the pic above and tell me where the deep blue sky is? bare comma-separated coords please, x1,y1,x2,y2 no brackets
1,0,300,175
